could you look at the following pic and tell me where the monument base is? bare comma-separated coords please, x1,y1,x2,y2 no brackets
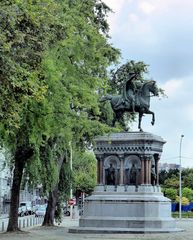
69,185,183,233
69,132,183,233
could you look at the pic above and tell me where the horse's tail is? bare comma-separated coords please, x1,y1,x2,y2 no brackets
100,94,112,102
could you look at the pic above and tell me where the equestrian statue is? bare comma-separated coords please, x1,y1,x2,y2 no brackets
100,72,159,131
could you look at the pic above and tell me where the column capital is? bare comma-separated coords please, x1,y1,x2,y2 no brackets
139,154,152,161
96,154,103,161
138,154,144,160
118,154,125,160
154,154,161,161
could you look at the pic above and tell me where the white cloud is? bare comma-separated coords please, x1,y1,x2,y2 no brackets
128,13,138,23
102,0,127,12
127,13,152,34
185,105,193,122
139,1,156,14
161,79,183,97
106,0,193,74
102,0,128,34
104,0,193,166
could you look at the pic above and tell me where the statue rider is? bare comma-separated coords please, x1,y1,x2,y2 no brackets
123,72,138,112
110,71,143,112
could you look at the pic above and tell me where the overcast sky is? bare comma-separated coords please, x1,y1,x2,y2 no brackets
103,0,193,167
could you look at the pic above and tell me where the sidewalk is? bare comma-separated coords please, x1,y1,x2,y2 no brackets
1,218,193,240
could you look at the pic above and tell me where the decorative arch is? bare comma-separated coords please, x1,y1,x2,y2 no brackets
103,155,120,185
104,155,120,169
124,155,141,185
124,155,141,169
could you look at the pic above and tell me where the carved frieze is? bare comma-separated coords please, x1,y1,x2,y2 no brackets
94,132,165,156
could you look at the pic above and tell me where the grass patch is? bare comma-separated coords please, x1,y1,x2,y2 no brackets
172,211,193,218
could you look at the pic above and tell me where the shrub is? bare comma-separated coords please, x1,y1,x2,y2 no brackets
164,188,177,201
176,196,189,205
182,187,193,201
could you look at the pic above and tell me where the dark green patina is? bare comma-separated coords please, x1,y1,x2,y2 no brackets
101,73,159,131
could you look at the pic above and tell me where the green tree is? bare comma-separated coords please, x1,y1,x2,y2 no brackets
163,176,179,190
183,173,193,189
159,169,179,186
73,151,97,195
0,1,59,130
110,60,149,92
159,170,168,185
41,138,70,226
182,168,193,189
167,169,179,178
0,0,67,231
182,187,193,202
0,0,119,231
176,196,189,206
164,188,177,202
37,0,120,226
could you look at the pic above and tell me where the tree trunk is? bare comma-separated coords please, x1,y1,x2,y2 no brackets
7,156,25,231
42,154,64,226
7,146,34,232
42,186,58,226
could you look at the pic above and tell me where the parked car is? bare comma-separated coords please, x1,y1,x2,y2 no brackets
18,207,25,217
19,201,35,216
63,205,70,216
35,205,46,217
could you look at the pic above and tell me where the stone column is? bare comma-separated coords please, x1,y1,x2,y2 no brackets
156,163,159,185
97,157,100,184
99,156,104,185
147,158,151,184
154,154,160,185
146,158,149,184
148,155,153,184
118,155,124,185
140,156,145,185
144,157,148,184
103,165,106,185
143,155,151,184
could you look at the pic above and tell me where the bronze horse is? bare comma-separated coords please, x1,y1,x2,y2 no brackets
100,80,158,131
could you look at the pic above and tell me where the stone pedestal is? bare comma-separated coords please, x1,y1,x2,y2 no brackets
94,131,163,186
69,132,183,233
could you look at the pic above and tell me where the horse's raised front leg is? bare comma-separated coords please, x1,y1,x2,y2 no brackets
112,110,122,127
112,114,116,127
146,110,155,125
138,112,143,132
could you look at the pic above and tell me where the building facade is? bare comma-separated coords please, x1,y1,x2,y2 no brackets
159,162,180,171
0,151,44,214
0,151,12,213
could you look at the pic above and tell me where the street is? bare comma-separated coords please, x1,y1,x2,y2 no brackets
1,218,193,240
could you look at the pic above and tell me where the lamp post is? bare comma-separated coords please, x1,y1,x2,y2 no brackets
69,141,73,218
179,134,184,220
